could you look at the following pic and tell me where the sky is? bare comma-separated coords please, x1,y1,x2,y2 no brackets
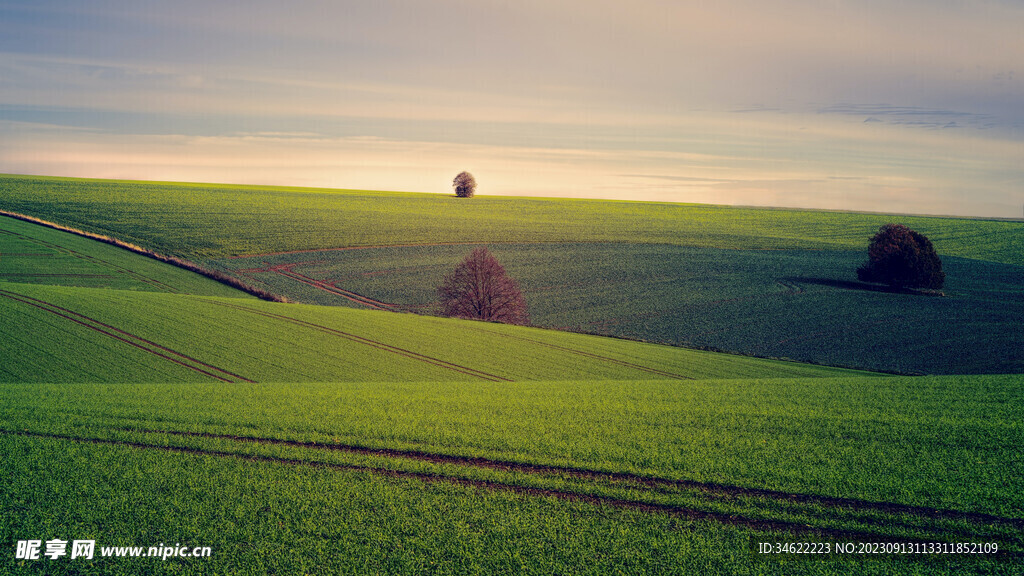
1,0,1022,217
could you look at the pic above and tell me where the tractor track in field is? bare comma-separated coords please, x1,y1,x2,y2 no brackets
275,267,397,310
201,299,511,382
455,323,694,380
237,258,691,379
0,229,178,292
4,429,1020,550
116,427,1024,532
0,288,254,383
235,262,399,310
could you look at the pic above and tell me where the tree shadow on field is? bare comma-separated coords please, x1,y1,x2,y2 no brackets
785,277,946,297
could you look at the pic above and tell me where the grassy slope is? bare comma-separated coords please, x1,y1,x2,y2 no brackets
0,283,867,383
1,434,772,576
3,377,1019,515
0,215,248,296
1,174,1021,264
0,213,872,382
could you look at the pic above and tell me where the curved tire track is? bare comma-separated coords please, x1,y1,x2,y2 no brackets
275,267,397,310
235,262,401,310
127,427,1024,531
5,429,1020,551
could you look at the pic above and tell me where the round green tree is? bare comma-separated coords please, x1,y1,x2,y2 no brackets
857,223,945,290
453,171,476,198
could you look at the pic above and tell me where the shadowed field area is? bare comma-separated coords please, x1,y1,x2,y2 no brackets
216,243,1024,375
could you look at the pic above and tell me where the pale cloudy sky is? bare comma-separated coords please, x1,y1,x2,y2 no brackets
1,0,1022,217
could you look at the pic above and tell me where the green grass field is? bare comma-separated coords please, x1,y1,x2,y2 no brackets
2,377,1021,574
2,283,869,383
0,215,248,296
2,175,1021,574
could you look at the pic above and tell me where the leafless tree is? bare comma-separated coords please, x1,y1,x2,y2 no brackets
438,247,528,324
453,171,476,197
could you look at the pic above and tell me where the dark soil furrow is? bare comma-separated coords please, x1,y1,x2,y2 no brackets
8,428,1014,548
203,299,511,382
132,427,1024,530
0,289,254,383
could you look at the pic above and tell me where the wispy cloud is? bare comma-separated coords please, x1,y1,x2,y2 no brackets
815,104,1019,133
1,1,1023,217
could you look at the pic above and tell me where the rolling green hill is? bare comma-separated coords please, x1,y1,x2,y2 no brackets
3,174,1022,376
6,376,1020,515
0,216,865,383
1,174,1021,264
0,214,248,296
0,283,868,383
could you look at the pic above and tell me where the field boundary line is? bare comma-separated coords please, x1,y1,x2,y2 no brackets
118,427,1024,530
0,288,255,383
201,299,511,382
9,429,1020,548
0,212,285,301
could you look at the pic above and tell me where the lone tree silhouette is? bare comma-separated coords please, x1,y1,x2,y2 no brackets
857,223,945,290
453,171,476,197
438,247,528,324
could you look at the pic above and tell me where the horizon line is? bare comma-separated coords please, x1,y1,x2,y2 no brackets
2,171,1022,224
